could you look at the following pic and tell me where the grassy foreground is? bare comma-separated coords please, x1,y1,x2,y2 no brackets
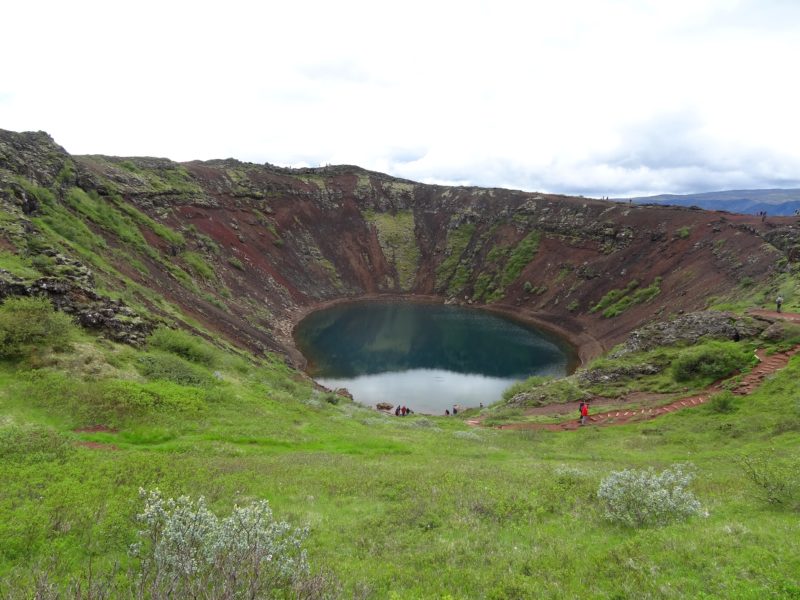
0,321,799,598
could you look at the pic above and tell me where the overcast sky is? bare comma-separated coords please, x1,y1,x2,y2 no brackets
3,0,800,197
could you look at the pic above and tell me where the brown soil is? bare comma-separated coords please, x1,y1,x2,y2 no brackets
73,424,118,433
75,441,119,451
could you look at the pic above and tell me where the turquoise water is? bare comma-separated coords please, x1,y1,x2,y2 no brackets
294,301,574,414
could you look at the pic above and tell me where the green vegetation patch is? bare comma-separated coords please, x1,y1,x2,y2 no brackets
0,251,41,280
500,230,541,287
364,210,420,291
0,297,76,360
671,340,754,385
436,223,476,294
148,327,219,367
115,201,185,248
181,251,215,281
591,277,662,318
471,230,541,303
64,188,156,258
319,258,344,291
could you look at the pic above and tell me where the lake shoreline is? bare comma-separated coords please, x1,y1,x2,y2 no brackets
289,293,599,370
291,295,588,412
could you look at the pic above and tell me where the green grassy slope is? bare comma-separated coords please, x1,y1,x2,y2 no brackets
1,321,798,598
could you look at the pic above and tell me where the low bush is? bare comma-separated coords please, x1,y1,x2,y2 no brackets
708,390,737,413
131,488,311,598
671,340,753,383
102,380,206,416
136,351,212,386
738,453,800,510
0,296,76,360
597,464,707,527
147,327,218,367
0,424,72,463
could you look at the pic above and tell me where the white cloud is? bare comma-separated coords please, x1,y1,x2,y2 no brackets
2,0,799,196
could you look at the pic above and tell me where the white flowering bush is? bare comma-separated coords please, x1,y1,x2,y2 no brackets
131,488,310,598
597,464,707,527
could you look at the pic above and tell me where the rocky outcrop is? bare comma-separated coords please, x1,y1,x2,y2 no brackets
0,128,794,362
0,273,154,346
610,311,766,357
577,362,663,385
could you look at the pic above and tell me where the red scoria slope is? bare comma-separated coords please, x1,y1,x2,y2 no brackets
0,130,793,365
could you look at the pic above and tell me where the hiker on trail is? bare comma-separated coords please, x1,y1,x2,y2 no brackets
395,406,401,416
452,405,458,415
401,406,407,416
578,401,585,424
580,401,589,425
777,295,784,313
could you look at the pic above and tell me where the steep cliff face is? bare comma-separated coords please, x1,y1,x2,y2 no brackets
0,129,790,362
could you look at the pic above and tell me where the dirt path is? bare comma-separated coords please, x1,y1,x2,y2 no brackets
747,308,800,323
468,342,800,432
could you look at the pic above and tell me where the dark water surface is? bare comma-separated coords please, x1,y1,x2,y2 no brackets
294,301,574,414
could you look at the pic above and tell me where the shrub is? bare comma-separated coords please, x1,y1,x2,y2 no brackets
671,340,752,383
709,390,736,413
322,392,340,405
147,327,218,367
130,489,310,598
597,464,707,527
0,424,72,463
101,380,205,416
0,296,75,359
738,453,800,510
137,351,212,386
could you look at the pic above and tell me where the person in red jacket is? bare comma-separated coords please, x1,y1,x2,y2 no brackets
580,401,589,425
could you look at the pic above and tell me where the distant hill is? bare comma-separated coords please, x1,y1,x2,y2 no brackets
624,189,800,216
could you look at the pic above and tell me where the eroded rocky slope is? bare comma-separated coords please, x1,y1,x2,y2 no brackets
0,129,794,362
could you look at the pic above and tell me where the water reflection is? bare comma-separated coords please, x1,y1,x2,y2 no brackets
295,301,573,413
319,369,523,415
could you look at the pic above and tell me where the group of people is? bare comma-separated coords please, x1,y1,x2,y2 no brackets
394,405,413,416
444,405,459,416
578,400,590,425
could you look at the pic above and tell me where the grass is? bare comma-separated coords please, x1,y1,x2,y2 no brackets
591,277,662,318
0,251,41,280
500,230,540,287
0,320,798,597
1,169,799,596
182,251,215,281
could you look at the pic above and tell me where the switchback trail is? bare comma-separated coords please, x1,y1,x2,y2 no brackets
468,330,800,432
